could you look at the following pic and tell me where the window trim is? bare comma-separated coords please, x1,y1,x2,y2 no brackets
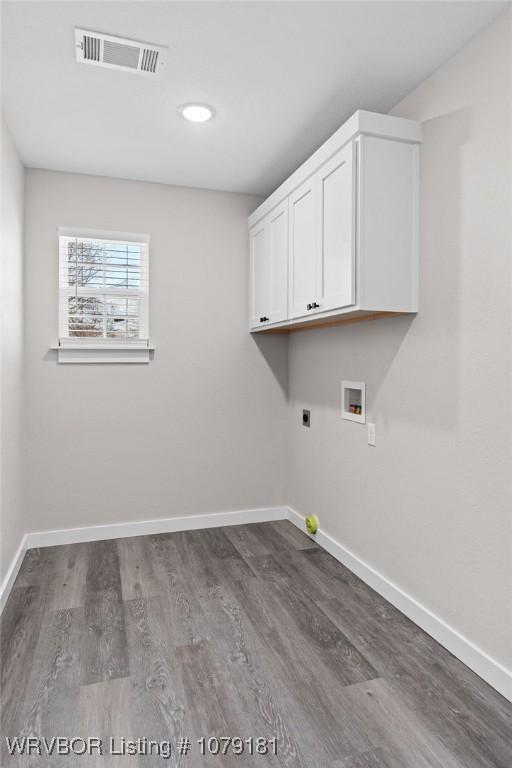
55,227,153,363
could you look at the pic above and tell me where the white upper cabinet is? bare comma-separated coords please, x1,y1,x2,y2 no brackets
288,142,356,320
248,110,422,333
319,142,356,314
288,177,319,319
249,222,270,328
249,200,288,328
268,202,288,323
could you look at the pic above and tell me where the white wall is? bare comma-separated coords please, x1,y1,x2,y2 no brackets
0,113,25,583
23,170,288,533
287,9,512,672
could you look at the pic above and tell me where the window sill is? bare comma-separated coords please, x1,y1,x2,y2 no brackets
51,340,155,364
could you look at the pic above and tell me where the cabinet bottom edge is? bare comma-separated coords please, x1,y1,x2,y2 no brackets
252,309,413,334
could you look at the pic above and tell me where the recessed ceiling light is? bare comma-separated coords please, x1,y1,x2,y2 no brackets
178,103,215,123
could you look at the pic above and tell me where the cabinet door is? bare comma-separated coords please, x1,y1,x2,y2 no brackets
288,178,320,318
318,142,356,311
268,201,288,323
249,222,270,328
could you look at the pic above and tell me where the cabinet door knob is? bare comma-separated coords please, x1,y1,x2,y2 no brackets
259,316,269,323
307,302,319,311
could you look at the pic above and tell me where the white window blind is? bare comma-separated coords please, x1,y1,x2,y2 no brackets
58,229,149,343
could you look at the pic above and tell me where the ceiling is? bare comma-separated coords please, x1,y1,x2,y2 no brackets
1,1,508,195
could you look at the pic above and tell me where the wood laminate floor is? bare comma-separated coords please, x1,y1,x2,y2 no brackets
1,521,511,767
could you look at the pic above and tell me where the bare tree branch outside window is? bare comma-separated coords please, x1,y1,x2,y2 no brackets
64,238,143,338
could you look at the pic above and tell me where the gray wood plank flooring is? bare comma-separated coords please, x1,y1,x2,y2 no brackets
1,520,511,767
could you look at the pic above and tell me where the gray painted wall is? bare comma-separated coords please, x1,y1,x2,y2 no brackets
286,10,512,671
23,171,287,533
1,114,25,583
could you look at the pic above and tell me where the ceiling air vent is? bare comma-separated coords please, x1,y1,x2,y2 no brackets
75,28,166,76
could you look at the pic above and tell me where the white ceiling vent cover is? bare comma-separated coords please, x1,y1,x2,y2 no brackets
75,28,166,75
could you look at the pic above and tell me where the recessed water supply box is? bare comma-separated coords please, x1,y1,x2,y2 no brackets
342,381,366,423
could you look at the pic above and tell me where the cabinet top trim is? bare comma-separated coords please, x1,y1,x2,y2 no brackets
248,109,422,228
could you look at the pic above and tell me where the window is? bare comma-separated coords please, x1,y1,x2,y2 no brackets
57,228,151,362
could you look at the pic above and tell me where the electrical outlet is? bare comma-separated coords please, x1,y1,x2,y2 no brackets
302,409,311,427
368,422,376,446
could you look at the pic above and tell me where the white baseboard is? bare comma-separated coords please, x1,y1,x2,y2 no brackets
287,506,512,703
0,534,28,615
24,506,289,549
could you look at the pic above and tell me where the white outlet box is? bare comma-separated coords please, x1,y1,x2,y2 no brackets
342,381,366,423
368,422,376,446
